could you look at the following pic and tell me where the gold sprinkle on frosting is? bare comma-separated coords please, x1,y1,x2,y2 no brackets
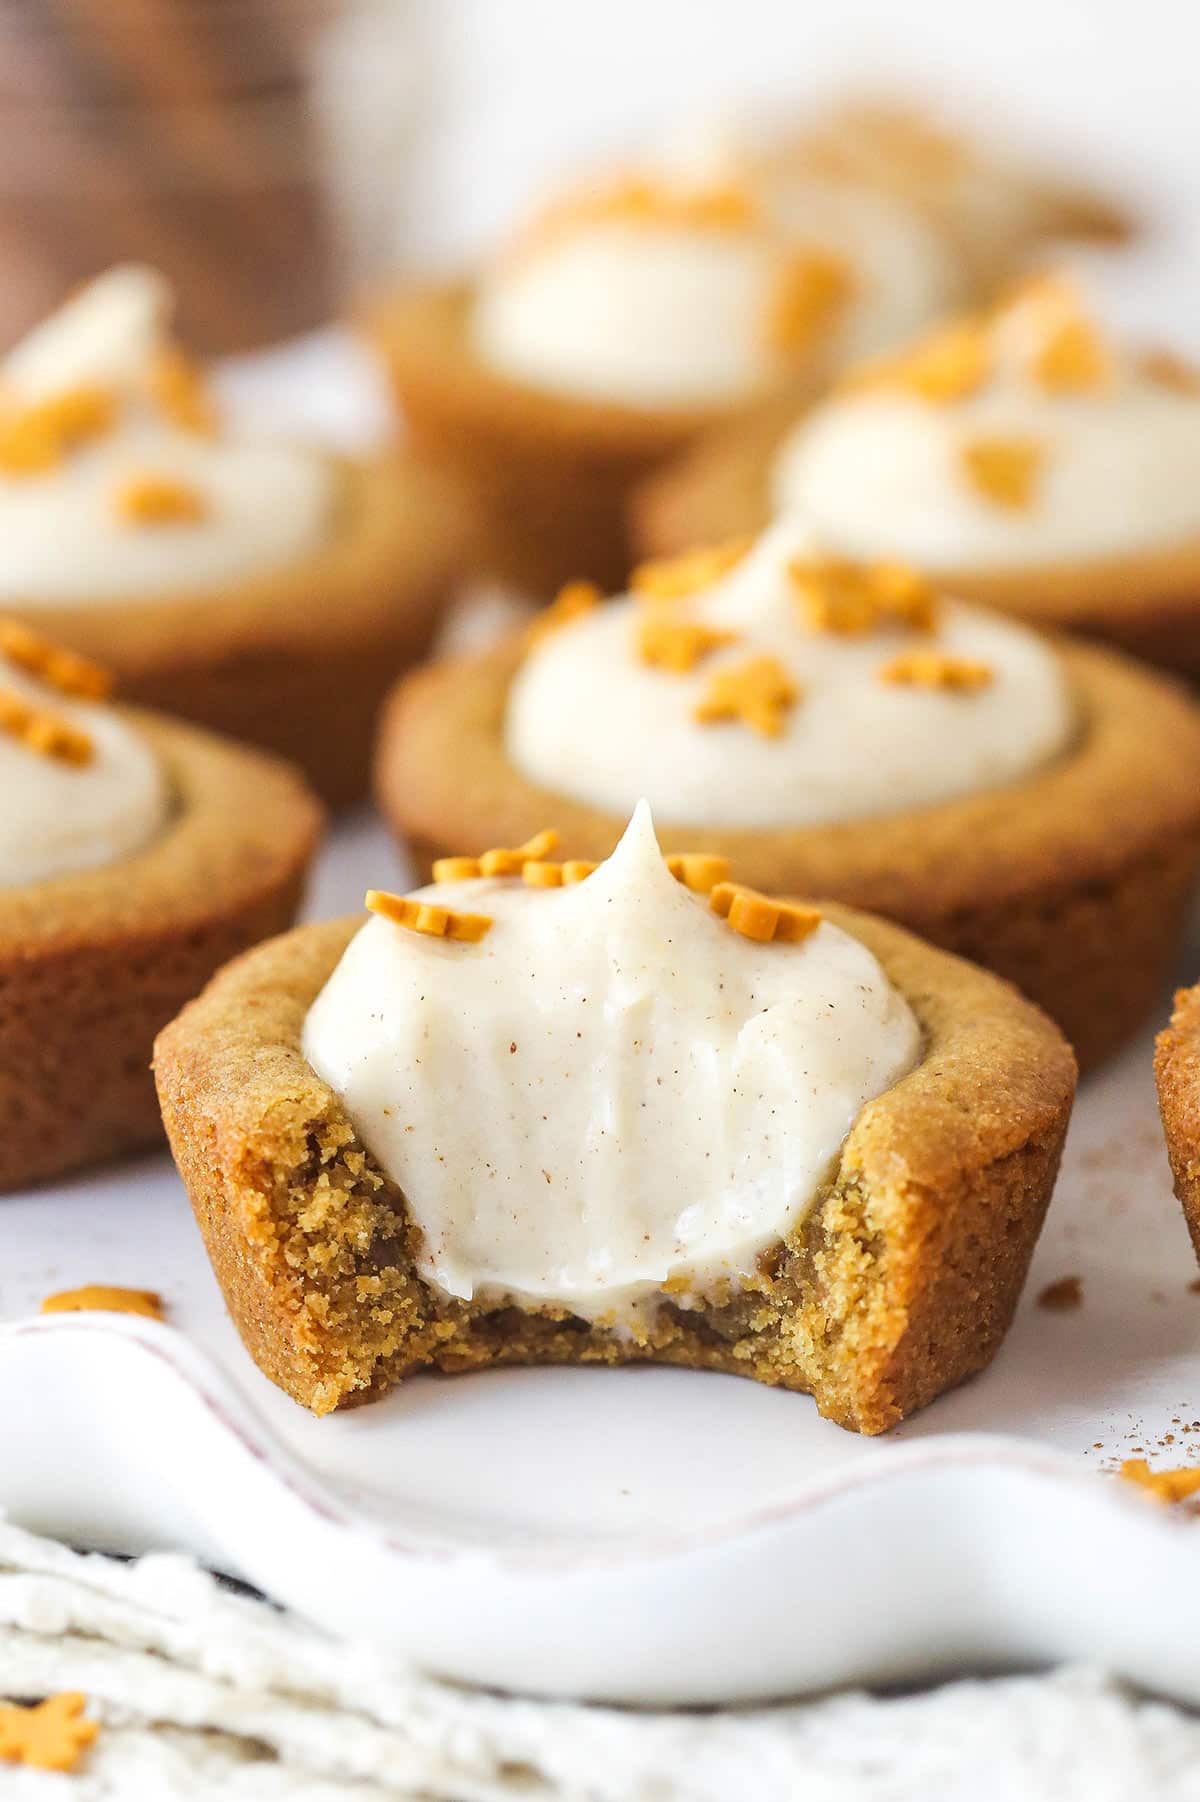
665,851,731,894
0,384,116,476
526,581,601,648
1033,316,1110,393
635,613,740,672
0,687,93,764
694,654,799,736
0,620,111,699
879,649,993,691
0,1692,99,1773
710,882,822,944
515,176,761,261
789,556,937,635
631,537,752,603
148,345,216,434
366,890,493,943
522,858,597,887
960,435,1044,509
432,831,560,884
765,249,853,355
113,473,206,524
844,320,990,404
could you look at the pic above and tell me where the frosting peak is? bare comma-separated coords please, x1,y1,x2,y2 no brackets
0,267,333,603
302,805,921,1321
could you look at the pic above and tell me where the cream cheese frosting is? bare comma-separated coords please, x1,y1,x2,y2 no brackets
302,803,920,1321
0,644,169,887
0,266,334,603
772,276,1200,569
505,519,1074,829
471,168,959,410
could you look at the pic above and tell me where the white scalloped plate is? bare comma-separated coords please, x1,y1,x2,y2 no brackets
0,810,1198,1704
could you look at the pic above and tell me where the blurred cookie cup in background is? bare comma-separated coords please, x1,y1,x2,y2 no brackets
0,266,471,808
635,277,1200,680
369,143,963,597
0,619,321,1190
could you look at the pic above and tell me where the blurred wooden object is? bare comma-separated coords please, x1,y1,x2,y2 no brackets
0,1,336,352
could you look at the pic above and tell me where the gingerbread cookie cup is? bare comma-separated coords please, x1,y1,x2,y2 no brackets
17,455,470,810
378,637,1200,1072
1155,985,1200,1262
154,902,1074,1433
0,713,321,1189
633,417,1200,680
369,281,782,597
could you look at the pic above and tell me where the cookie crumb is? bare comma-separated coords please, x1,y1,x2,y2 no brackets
1037,1275,1082,1312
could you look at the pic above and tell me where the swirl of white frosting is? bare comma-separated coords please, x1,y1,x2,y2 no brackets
0,267,334,604
0,654,169,887
303,802,920,1321
772,279,1200,568
505,519,1074,830
471,168,960,410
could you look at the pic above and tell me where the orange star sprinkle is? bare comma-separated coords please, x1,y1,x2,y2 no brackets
0,1693,98,1772
148,345,216,435
114,474,206,525
844,320,989,404
630,537,752,603
0,688,93,765
526,580,602,649
0,620,111,700
366,890,493,943
1033,317,1110,393
635,614,740,672
789,557,937,636
710,882,822,944
42,1285,164,1320
516,177,760,260
1118,1459,1200,1504
880,649,993,691
695,655,799,736
765,249,853,355
0,385,116,476
960,436,1044,509
665,852,731,894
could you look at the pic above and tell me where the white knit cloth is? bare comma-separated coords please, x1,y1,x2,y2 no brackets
1,1521,1200,1801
